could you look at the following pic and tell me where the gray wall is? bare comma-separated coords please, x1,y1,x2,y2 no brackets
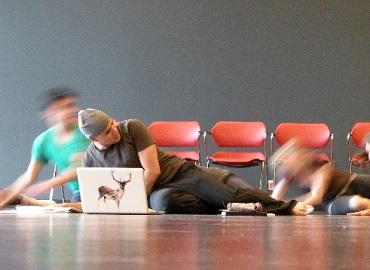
0,1,369,198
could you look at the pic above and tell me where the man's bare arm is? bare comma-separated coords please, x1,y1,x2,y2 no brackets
138,144,161,195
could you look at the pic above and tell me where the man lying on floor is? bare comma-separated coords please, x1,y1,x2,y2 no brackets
271,138,370,215
76,108,308,215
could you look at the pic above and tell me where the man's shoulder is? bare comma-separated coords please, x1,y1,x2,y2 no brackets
33,127,55,144
31,127,56,159
119,119,145,128
118,119,147,136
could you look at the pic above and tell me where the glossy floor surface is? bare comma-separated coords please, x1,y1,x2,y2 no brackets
0,211,369,270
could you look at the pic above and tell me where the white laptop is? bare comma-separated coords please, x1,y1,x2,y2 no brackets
77,167,158,214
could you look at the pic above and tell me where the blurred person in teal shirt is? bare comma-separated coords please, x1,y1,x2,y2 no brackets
0,86,90,207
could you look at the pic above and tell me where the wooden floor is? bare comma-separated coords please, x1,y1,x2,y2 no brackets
0,211,369,270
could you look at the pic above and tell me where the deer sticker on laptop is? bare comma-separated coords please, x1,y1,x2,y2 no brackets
98,170,132,208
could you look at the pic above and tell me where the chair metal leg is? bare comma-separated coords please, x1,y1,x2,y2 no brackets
61,185,65,203
259,162,265,190
206,160,210,168
49,165,66,202
49,165,58,201
49,188,54,201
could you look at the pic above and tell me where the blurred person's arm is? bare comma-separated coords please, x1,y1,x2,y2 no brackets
0,159,43,207
25,169,78,197
26,151,85,197
271,177,289,201
294,192,313,202
300,164,332,206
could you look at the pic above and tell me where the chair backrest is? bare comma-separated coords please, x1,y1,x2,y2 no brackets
211,121,266,147
350,122,370,148
148,121,201,147
274,123,331,148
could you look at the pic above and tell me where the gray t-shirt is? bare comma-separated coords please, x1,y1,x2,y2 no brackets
83,119,186,187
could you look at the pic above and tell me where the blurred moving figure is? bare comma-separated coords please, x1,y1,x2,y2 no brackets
271,137,370,215
0,87,90,207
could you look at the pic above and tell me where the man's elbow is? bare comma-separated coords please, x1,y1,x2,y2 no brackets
153,167,161,178
146,166,161,178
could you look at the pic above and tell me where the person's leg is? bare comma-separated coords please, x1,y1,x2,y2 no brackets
70,193,81,203
148,188,171,211
170,177,234,209
345,174,370,198
168,165,236,209
170,167,301,215
326,195,369,215
232,187,301,215
348,195,370,212
325,174,370,214
148,188,218,214
224,175,254,190
345,172,370,216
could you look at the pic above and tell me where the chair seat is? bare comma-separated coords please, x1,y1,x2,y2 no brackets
208,152,265,167
351,152,370,166
166,151,200,162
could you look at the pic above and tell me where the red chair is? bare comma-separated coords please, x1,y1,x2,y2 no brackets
347,122,370,172
271,122,333,181
148,121,202,165
204,121,267,189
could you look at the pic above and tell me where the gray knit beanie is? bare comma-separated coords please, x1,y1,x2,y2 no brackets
78,109,111,139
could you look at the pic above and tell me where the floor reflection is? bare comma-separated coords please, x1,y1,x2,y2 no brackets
0,214,369,270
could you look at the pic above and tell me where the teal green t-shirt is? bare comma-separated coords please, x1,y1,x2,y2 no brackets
31,126,91,194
